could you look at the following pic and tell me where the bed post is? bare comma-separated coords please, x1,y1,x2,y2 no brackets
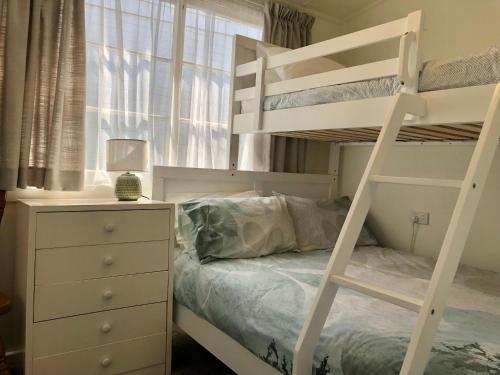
398,10,423,94
228,36,241,170
328,142,340,198
227,35,260,170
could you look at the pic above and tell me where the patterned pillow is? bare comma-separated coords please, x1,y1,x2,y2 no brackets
177,196,297,263
275,193,379,251
173,190,261,247
330,196,379,247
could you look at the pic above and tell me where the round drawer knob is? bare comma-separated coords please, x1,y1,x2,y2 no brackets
102,289,113,300
100,322,112,333
103,256,114,266
100,357,112,368
104,223,115,233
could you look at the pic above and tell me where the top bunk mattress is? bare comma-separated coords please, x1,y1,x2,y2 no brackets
262,46,500,112
174,246,500,374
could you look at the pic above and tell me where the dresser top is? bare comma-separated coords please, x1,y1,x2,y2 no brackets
18,198,173,212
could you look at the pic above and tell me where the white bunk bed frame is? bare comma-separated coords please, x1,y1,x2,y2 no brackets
154,10,500,375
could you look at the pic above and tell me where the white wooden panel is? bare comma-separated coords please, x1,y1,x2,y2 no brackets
35,241,169,285
369,175,462,189
234,87,255,101
36,209,170,249
405,84,496,126
33,333,166,375
232,85,496,134
266,17,406,69
265,58,399,96
233,96,394,133
253,57,266,130
331,275,422,312
152,166,334,201
34,271,168,321
235,60,257,77
174,303,279,375
33,303,166,358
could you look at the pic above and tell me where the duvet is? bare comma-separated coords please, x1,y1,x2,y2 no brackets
174,246,500,374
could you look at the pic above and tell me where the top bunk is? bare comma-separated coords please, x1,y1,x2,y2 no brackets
229,10,500,143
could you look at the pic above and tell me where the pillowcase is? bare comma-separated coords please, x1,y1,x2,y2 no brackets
275,193,379,251
334,196,379,247
177,195,297,263
173,190,261,247
256,42,345,83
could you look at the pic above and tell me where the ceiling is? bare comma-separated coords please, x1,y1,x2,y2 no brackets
287,0,380,20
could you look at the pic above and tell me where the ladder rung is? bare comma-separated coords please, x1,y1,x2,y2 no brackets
369,175,462,188
331,275,423,312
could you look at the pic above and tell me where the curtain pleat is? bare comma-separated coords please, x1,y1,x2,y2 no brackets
0,0,30,190
0,0,86,191
264,1,314,174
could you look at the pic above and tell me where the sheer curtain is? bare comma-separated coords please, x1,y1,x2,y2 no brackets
85,0,263,186
84,0,175,186
169,0,262,169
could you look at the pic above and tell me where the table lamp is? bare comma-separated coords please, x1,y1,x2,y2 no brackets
106,139,148,201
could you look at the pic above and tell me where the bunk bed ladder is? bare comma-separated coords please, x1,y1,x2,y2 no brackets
293,83,500,375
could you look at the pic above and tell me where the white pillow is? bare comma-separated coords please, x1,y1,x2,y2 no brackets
256,42,345,82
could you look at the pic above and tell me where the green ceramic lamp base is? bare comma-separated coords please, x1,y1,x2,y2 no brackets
115,172,142,201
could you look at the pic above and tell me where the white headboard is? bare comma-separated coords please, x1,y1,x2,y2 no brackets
152,166,335,202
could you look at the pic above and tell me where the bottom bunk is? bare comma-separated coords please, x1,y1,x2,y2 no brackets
174,246,500,374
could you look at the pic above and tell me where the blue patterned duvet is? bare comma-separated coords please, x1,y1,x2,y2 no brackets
174,246,500,374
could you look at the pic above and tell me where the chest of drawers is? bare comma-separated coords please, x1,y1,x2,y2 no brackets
15,199,174,375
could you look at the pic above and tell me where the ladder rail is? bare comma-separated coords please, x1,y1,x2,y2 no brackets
400,83,500,374
292,93,426,375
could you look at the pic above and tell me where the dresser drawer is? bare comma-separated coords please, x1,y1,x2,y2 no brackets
33,333,166,375
34,272,168,321
35,209,170,249
33,303,167,358
35,241,169,285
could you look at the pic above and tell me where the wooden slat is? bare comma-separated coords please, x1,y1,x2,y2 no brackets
272,123,484,143
234,87,255,102
331,275,422,312
235,60,257,77
405,126,474,140
433,125,480,138
267,18,406,69
369,175,463,188
265,59,399,96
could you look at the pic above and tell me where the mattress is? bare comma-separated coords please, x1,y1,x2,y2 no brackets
261,46,500,111
174,246,500,374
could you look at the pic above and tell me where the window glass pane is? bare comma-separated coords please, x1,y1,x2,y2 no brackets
177,5,262,169
84,0,174,180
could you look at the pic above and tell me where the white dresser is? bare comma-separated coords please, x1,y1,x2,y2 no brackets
15,199,174,375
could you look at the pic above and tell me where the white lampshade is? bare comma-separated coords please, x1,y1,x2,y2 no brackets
106,139,148,172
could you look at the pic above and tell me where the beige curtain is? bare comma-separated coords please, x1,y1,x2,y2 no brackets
265,1,314,173
0,0,85,191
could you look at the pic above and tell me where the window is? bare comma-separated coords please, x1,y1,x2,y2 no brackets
84,0,263,187
173,5,261,169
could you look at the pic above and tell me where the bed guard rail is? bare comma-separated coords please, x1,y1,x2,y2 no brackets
230,10,423,133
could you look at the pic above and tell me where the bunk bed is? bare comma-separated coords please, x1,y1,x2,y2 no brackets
153,10,500,375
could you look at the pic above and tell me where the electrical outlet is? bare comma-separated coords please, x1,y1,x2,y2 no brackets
411,211,430,225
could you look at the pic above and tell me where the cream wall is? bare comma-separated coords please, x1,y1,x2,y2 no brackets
335,0,500,272
339,144,500,273
339,0,500,66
